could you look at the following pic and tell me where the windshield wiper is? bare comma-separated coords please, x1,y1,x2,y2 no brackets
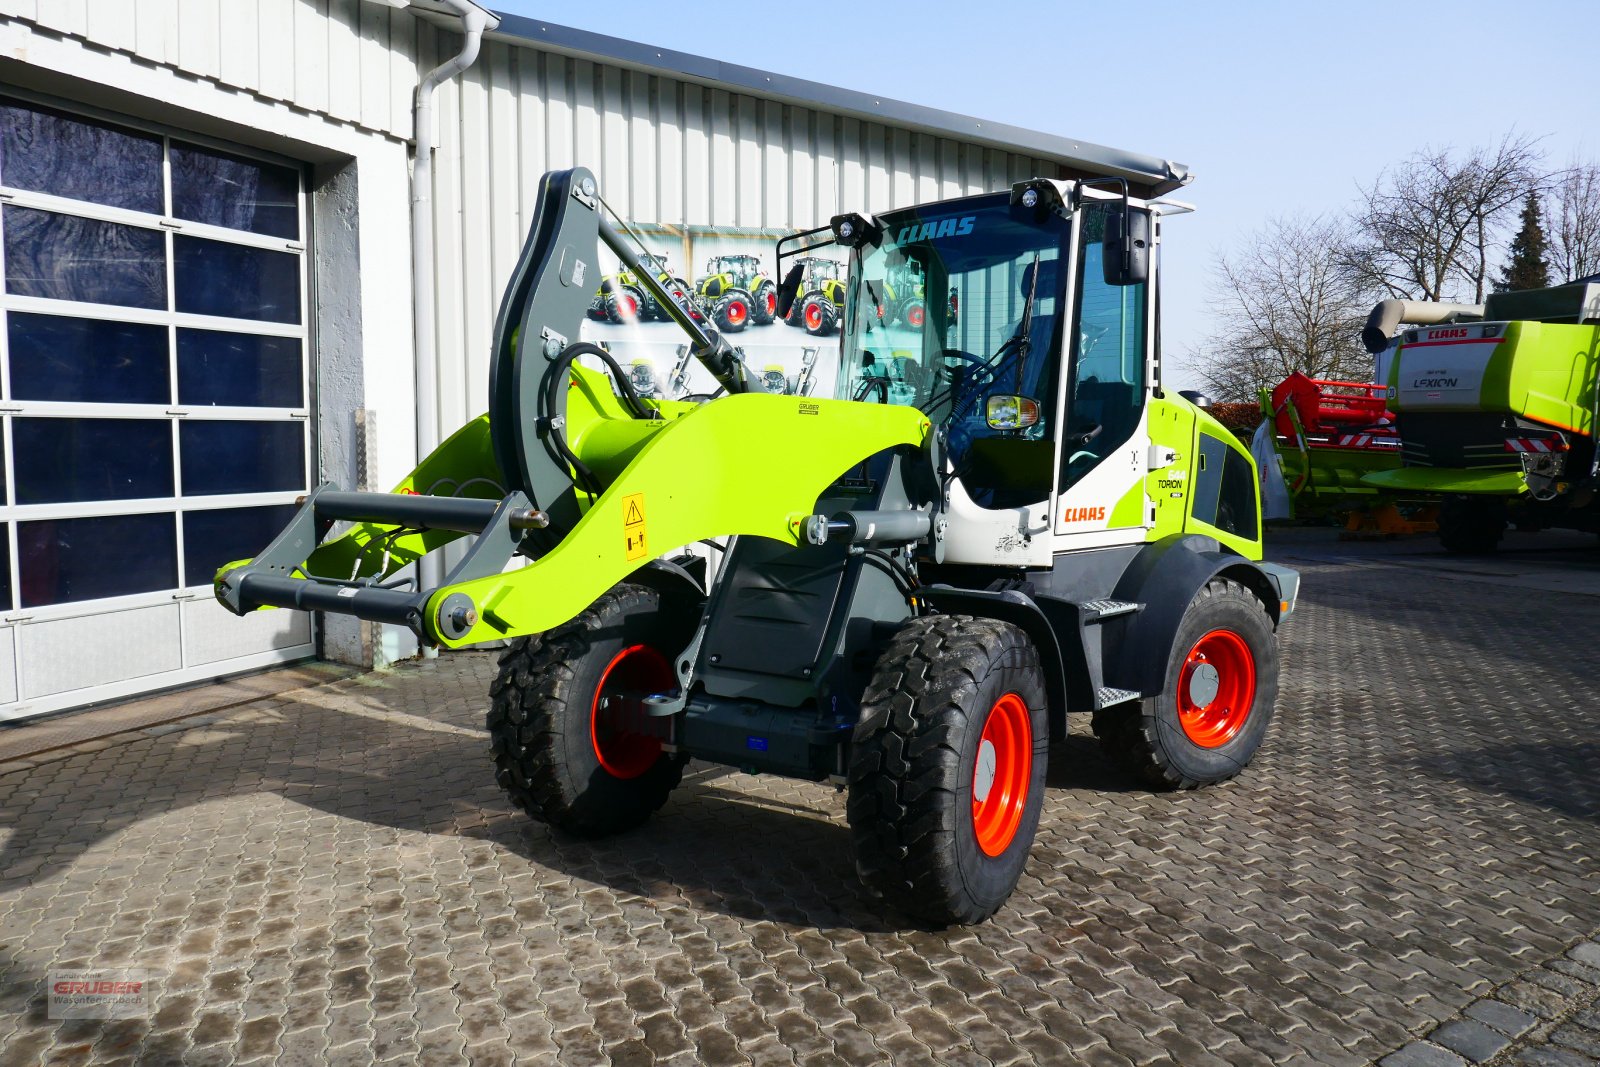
1013,253,1040,393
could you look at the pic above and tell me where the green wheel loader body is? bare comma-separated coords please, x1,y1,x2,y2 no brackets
217,166,1298,925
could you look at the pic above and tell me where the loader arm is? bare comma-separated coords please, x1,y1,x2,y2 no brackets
426,393,929,648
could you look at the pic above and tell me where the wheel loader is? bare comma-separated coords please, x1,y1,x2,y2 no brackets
1360,282,1600,551
216,167,1299,925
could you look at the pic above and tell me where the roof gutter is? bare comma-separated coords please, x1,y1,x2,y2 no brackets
489,15,1191,197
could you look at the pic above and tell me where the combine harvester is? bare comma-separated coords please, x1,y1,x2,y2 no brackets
215,162,1298,925
1362,283,1600,551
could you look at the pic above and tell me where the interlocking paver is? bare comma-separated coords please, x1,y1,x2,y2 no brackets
1,540,1599,1064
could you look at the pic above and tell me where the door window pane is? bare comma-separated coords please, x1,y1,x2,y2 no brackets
8,312,170,404
4,206,167,309
171,141,298,239
0,100,162,213
174,235,300,323
179,421,304,496
13,418,173,504
182,504,296,586
177,328,302,407
0,523,10,611
19,513,177,607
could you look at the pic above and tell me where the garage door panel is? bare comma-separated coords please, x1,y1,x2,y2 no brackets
182,597,310,667
0,95,312,721
20,603,183,698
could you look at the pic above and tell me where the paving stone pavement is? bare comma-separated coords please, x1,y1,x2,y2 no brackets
1,550,1598,1066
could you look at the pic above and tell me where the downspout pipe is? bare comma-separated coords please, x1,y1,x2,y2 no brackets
411,1,489,656
1361,299,1485,354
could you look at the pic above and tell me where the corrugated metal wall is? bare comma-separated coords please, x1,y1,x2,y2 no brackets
423,24,1066,430
2,0,419,139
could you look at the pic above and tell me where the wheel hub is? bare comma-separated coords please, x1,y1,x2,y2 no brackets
1176,629,1256,748
1187,661,1220,708
971,693,1031,857
974,739,997,802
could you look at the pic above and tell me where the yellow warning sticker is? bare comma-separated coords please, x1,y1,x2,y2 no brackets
622,492,648,561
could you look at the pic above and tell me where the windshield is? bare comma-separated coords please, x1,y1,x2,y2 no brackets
836,191,1070,448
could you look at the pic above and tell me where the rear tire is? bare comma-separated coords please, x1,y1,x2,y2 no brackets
714,289,753,332
1092,577,1278,791
604,286,644,324
803,296,838,336
848,615,1048,926
1438,496,1506,553
899,297,927,328
487,583,691,837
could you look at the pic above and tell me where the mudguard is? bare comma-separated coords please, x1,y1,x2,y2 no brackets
914,586,1071,741
1105,534,1286,699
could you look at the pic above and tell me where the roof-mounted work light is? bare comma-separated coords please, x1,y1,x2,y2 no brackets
831,213,881,249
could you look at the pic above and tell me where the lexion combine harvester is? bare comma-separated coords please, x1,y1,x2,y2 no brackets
1361,284,1600,551
217,164,1298,924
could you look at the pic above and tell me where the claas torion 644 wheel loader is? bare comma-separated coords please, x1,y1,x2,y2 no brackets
215,167,1299,926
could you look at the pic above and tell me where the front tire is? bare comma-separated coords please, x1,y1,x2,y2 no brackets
802,296,838,336
848,616,1048,926
1093,577,1278,790
488,583,691,837
751,281,778,325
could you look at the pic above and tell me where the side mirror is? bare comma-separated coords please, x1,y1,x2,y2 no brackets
775,264,804,317
1102,204,1150,287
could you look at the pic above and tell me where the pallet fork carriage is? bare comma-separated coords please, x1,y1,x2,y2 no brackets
217,166,1299,925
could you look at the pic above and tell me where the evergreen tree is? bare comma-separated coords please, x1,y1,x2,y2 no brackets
1497,192,1551,291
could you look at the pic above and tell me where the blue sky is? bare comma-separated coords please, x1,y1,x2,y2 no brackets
487,0,1595,389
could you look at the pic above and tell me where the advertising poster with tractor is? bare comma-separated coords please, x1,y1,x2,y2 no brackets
577,226,848,400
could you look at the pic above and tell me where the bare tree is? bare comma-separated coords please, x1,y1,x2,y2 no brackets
1193,215,1373,402
1342,132,1545,304
1549,159,1600,282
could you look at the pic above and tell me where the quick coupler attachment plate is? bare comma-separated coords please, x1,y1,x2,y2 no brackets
216,484,539,646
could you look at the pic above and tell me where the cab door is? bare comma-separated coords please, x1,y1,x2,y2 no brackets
1051,199,1153,548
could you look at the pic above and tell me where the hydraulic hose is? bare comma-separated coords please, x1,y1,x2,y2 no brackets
538,342,658,496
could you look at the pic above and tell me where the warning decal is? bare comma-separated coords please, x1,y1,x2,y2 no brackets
623,492,648,561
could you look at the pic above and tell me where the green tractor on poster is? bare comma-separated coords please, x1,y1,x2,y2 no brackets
782,256,847,336
694,253,778,333
587,252,697,324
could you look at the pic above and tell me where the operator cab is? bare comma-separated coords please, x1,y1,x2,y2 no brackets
822,181,1159,562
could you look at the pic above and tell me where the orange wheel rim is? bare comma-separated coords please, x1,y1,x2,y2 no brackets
591,645,673,779
805,304,821,329
726,300,745,324
908,306,924,326
1177,629,1256,748
765,292,776,314
972,693,1032,857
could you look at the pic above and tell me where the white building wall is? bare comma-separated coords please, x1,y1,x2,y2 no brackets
6,0,420,140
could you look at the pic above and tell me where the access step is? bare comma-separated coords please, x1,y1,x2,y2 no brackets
1081,599,1142,623
1095,686,1141,709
